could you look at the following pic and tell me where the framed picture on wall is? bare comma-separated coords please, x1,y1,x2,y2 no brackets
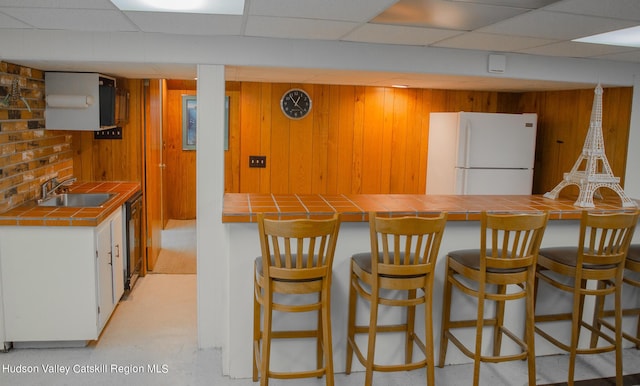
182,94,230,151
182,95,197,150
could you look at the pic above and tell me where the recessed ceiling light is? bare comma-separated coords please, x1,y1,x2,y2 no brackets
110,0,245,15
574,25,640,48
392,84,409,88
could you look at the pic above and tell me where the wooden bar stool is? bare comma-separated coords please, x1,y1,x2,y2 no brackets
345,212,448,386
438,211,549,386
252,213,341,386
591,243,640,349
534,210,639,386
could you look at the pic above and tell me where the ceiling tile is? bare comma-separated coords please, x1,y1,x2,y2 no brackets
543,0,640,21
432,31,556,51
477,10,639,40
124,12,243,35
248,0,397,22
245,16,359,40
0,7,136,32
592,49,640,62
343,23,462,45
518,40,638,58
372,0,530,30
0,12,32,28
450,0,558,7
0,0,115,9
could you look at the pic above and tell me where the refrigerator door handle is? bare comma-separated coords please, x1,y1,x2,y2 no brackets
463,121,472,168
456,168,467,195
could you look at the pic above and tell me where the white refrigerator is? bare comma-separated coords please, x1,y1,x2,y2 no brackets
426,112,537,195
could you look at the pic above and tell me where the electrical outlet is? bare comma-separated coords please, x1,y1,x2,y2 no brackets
94,127,123,139
249,155,266,168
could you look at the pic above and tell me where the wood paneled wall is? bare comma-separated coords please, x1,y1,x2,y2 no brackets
227,84,505,194
225,82,632,196
71,78,144,183
521,88,632,196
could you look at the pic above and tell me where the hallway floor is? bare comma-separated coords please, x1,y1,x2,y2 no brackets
1,274,639,386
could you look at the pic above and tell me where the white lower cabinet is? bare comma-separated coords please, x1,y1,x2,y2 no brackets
97,207,124,331
0,206,125,344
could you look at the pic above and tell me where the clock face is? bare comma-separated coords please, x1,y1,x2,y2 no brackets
281,89,312,119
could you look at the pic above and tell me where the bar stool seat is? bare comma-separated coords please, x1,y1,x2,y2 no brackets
628,244,640,263
448,249,528,273
537,246,617,269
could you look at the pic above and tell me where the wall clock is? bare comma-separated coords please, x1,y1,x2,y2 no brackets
280,88,312,120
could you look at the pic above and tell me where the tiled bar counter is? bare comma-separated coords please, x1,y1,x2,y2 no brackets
221,193,640,379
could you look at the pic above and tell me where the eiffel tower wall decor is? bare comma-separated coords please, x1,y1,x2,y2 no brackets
543,84,637,208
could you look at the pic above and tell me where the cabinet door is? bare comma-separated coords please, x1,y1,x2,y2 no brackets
111,209,124,303
96,220,114,331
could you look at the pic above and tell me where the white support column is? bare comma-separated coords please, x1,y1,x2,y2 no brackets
196,65,229,355
624,75,640,199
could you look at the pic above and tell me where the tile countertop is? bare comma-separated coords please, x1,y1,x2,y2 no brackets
222,193,639,223
0,181,141,227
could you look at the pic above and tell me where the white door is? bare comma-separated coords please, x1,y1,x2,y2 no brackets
96,222,113,331
111,210,124,304
455,168,534,195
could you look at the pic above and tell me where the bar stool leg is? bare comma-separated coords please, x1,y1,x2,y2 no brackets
424,284,435,386
493,284,507,356
345,266,357,374
260,292,273,386
406,289,417,364
438,261,453,368
525,275,537,386
589,280,606,348
472,282,486,386
321,284,335,386
636,313,640,349
365,288,380,386
317,292,323,376
567,283,584,386
253,279,261,382
614,275,624,386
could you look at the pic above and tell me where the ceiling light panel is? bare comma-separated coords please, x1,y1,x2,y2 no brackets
110,0,245,15
574,26,640,48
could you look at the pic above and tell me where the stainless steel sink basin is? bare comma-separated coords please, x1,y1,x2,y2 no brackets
38,193,114,207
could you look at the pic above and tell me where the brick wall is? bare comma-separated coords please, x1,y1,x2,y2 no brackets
0,62,73,212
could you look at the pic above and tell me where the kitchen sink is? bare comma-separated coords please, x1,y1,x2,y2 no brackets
38,193,115,207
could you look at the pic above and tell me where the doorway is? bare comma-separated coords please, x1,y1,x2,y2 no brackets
145,79,197,274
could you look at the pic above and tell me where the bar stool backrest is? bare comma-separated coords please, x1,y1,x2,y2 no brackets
481,211,549,271
258,213,341,282
577,210,639,273
370,212,448,277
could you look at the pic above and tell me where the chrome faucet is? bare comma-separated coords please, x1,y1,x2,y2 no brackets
40,177,77,200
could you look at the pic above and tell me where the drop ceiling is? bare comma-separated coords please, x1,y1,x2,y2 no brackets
2,0,640,90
